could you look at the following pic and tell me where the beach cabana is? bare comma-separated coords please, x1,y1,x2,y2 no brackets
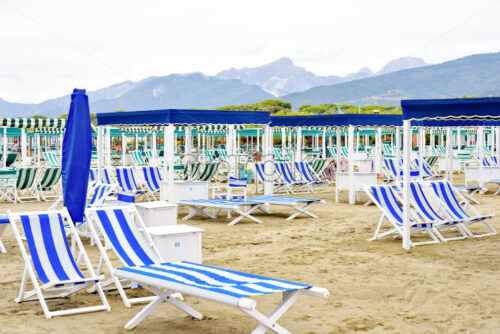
401,97,500,249
96,109,271,201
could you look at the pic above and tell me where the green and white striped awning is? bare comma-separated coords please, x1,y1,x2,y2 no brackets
1,118,66,129
34,128,65,134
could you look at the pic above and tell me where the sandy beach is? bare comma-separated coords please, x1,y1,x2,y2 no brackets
0,177,499,333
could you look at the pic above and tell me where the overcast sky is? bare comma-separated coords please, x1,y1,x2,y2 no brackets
1,0,499,103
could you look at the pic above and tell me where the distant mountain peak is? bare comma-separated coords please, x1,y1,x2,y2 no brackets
377,57,430,75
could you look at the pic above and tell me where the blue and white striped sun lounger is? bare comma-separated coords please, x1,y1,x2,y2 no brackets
275,162,311,193
294,161,329,192
116,167,147,201
142,166,162,200
7,208,110,318
114,260,329,331
254,162,288,194
0,214,8,253
85,206,163,307
247,195,325,220
427,180,497,238
363,185,439,246
179,199,266,225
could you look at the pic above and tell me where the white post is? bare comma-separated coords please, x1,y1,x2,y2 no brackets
256,129,260,152
348,125,355,204
121,133,126,166
322,129,326,158
376,127,382,174
152,132,157,157
446,127,453,181
263,125,273,196
36,133,41,166
165,125,175,199
496,127,500,162
418,127,424,180
395,126,401,176
281,128,286,158
105,126,111,167
456,127,461,151
21,129,27,167
336,127,341,164
97,126,104,183
296,127,302,162
478,127,485,188
402,120,411,250
227,125,235,178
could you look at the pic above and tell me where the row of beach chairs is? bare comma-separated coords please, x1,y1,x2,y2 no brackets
0,167,61,203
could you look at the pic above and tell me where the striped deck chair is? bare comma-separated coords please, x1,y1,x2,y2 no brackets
481,156,497,167
437,145,447,156
327,146,337,158
407,182,467,241
197,162,220,182
0,214,8,253
144,150,155,162
273,148,286,161
340,147,349,159
482,145,492,156
130,151,146,166
183,162,201,180
43,152,60,167
310,158,332,184
216,149,228,162
427,180,497,238
115,167,147,202
213,176,248,201
142,166,162,200
295,161,328,192
363,185,439,246
413,158,442,179
85,206,164,307
36,168,62,201
0,169,17,203
383,158,419,181
7,208,110,318
382,144,395,157
284,148,294,161
87,210,328,331
275,162,311,193
424,156,440,169
15,167,40,202
6,153,18,167
254,162,288,194
203,149,217,162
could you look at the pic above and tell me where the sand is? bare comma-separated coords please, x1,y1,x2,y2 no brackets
0,177,499,333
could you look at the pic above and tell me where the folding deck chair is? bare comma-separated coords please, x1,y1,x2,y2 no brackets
36,167,62,201
254,162,288,194
142,166,162,200
427,180,497,238
130,151,146,166
197,162,220,183
413,158,442,179
247,195,325,220
43,152,60,167
273,148,287,161
5,153,18,167
382,144,395,157
183,162,201,180
310,158,332,183
294,161,329,192
0,169,17,203
90,168,115,186
363,185,440,246
7,208,110,318
327,146,337,158
203,149,217,162
85,206,165,307
407,181,468,242
216,149,228,162
275,162,311,193
14,167,40,203
115,167,147,202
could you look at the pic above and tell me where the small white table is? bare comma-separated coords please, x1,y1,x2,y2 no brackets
335,172,377,203
146,225,204,263
135,201,178,227
160,180,209,203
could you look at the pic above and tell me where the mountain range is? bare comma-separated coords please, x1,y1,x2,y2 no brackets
0,53,499,117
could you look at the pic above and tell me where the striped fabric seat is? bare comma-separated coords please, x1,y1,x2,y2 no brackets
116,167,139,193
198,162,220,182
214,176,247,200
216,149,228,161
424,156,440,168
254,162,287,194
37,168,61,201
204,150,217,162
273,148,286,161
284,148,294,161
183,162,201,180
327,146,337,158
90,168,113,185
427,180,497,237
88,184,115,208
382,144,395,157
15,167,39,202
340,147,349,158
437,145,447,156
142,166,162,199
413,158,442,179
43,152,60,167
8,209,109,318
275,162,310,193
130,151,146,166
294,161,328,192
383,158,419,180
364,185,439,246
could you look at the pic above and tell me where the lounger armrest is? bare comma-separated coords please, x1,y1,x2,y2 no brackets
302,286,329,299
238,298,257,310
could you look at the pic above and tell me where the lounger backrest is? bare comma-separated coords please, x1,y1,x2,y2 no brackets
409,182,443,222
273,148,284,160
275,162,295,183
91,208,160,266
44,152,60,167
19,213,85,284
383,158,397,178
204,150,216,162
6,153,17,167
285,148,294,160
130,151,145,165
413,159,432,177
39,168,61,189
428,181,469,220
142,166,161,192
217,149,228,161
88,184,114,208
341,147,349,158
116,168,138,192
369,186,404,225
327,147,337,158
295,162,314,182
199,162,219,181
16,168,37,190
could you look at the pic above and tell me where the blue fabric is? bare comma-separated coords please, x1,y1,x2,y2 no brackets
62,89,92,223
97,109,270,126
270,114,402,127
402,98,500,125
0,215,8,224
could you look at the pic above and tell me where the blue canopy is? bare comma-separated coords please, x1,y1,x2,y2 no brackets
97,109,270,126
270,114,402,127
62,89,92,223
402,97,500,125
